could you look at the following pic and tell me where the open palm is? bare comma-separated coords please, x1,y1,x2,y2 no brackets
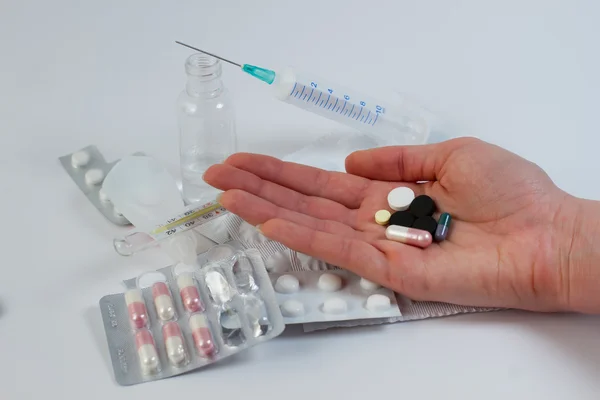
203,137,572,312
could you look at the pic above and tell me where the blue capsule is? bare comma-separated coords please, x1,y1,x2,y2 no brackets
434,213,451,242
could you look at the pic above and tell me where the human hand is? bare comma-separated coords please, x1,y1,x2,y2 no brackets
203,137,591,313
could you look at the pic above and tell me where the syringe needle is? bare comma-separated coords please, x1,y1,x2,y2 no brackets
174,41,242,67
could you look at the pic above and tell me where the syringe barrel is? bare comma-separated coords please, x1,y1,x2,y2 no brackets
271,67,429,145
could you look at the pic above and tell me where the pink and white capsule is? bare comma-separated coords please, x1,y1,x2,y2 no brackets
135,329,160,375
151,282,175,321
189,314,216,358
125,289,148,328
177,273,204,313
385,225,433,248
162,322,187,366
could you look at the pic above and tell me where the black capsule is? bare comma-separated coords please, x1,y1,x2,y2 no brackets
412,216,437,236
409,195,436,217
388,211,415,228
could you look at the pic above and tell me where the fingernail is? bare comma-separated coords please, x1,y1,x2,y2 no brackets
255,224,263,233
215,192,223,204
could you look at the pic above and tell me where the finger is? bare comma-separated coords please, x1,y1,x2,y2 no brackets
203,163,356,227
345,137,476,182
220,189,374,240
259,218,389,283
224,153,371,209
373,239,438,300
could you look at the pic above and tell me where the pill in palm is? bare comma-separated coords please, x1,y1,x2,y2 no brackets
412,216,438,236
389,210,416,228
409,195,436,217
385,225,432,248
387,187,415,211
317,273,343,292
374,210,391,225
435,213,452,242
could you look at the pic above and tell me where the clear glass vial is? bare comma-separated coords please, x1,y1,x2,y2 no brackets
177,53,237,205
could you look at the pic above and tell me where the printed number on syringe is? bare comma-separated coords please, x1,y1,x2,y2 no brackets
306,81,385,114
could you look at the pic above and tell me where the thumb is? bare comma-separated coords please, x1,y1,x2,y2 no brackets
345,137,475,182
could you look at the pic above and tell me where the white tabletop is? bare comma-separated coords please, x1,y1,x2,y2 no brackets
2,1,600,398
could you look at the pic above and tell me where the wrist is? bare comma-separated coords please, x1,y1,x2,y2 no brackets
558,195,600,313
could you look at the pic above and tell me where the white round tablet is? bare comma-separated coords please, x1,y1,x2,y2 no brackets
71,150,90,168
85,168,105,186
317,273,343,292
281,299,305,317
98,188,110,203
322,297,348,314
274,275,300,294
387,187,415,211
366,294,391,311
360,277,380,291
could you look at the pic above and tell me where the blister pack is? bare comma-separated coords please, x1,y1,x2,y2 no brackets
99,244,285,385
59,145,143,225
269,270,402,324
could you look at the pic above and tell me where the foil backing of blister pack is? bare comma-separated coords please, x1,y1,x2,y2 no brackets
99,246,285,385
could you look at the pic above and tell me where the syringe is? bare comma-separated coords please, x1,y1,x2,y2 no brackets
175,42,429,145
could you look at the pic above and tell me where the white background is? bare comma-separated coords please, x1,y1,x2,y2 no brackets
1,0,600,398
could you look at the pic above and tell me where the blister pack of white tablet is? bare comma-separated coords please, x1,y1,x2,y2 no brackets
59,145,144,225
269,270,402,324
